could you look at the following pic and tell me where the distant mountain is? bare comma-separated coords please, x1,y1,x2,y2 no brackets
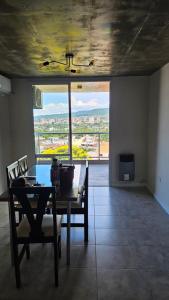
34,108,109,120
74,108,108,117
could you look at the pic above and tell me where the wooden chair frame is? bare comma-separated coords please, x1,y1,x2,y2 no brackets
56,161,88,242
18,155,28,175
6,161,20,188
9,186,61,288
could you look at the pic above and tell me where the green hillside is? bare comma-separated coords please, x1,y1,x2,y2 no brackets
34,108,109,120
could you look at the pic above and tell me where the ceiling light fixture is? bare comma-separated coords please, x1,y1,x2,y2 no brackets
43,52,94,73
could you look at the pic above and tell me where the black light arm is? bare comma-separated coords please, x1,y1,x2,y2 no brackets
42,52,94,71
43,60,67,66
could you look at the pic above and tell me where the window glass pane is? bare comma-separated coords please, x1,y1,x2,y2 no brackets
71,82,109,160
33,85,70,159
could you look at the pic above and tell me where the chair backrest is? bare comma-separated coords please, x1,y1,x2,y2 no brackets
9,186,57,240
18,155,28,175
6,161,20,188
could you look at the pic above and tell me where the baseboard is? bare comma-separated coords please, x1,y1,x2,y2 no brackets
145,183,156,197
145,184,169,214
111,181,146,187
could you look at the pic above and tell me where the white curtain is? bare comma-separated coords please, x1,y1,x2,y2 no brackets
32,86,43,109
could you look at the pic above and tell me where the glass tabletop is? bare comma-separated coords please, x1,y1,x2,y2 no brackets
27,164,85,200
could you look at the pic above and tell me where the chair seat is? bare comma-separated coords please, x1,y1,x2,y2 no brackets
15,200,38,209
17,215,62,238
15,195,45,209
54,195,82,209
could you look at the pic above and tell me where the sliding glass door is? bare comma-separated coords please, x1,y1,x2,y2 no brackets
33,84,71,161
33,81,109,162
71,82,109,160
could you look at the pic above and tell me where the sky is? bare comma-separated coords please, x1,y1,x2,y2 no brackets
33,92,109,116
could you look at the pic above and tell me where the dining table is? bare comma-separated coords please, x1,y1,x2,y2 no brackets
0,163,86,265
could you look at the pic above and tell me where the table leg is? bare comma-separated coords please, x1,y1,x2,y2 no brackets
67,201,71,265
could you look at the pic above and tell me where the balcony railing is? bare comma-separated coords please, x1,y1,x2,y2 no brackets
34,131,109,160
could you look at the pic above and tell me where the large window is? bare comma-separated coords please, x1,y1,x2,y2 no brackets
33,82,109,161
71,82,109,159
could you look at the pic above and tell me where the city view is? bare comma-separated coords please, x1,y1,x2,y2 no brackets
33,83,109,160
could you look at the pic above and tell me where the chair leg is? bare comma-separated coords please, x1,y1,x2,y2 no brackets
8,202,14,266
18,211,22,223
84,212,88,242
46,207,51,214
25,244,30,260
13,244,21,288
58,236,61,258
53,241,59,287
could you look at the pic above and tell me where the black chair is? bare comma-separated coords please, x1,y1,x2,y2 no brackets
6,162,24,264
9,186,62,288
18,155,36,181
56,161,88,242
6,161,20,188
18,155,28,175
6,161,29,225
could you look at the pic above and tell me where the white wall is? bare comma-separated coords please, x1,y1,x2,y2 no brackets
0,95,11,194
110,76,149,185
148,63,169,213
9,79,35,166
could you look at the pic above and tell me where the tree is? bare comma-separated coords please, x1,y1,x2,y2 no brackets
42,145,90,159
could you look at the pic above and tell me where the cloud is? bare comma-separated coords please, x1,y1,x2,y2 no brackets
71,95,107,111
34,102,68,116
34,94,109,116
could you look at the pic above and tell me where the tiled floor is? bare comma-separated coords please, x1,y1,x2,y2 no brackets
1,187,169,299
89,164,109,186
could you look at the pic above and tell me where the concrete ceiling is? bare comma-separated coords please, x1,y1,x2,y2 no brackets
0,0,169,77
